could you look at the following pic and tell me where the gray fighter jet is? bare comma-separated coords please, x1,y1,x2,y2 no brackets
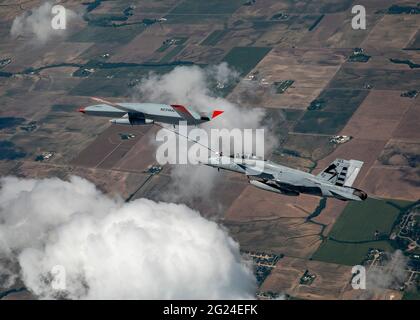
205,154,367,201
78,97,223,126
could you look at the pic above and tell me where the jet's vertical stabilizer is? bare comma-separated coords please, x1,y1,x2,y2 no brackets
317,159,363,187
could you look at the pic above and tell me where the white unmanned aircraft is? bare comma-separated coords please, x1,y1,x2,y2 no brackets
79,97,224,126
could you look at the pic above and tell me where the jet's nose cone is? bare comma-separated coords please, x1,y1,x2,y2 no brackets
78,107,86,113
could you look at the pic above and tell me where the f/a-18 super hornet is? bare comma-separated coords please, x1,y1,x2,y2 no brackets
205,154,367,201
78,97,224,126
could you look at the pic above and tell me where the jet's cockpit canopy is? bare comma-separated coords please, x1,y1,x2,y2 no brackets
228,153,265,161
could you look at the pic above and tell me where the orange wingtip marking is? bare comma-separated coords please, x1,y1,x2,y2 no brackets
212,110,224,118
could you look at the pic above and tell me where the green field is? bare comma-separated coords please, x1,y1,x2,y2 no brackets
170,0,244,14
318,0,353,13
312,240,394,266
0,140,26,160
163,14,229,24
294,111,355,135
329,199,409,241
274,0,352,14
214,46,272,96
164,0,244,24
281,133,335,161
91,64,178,79
312,198,412,266
68,24,145,44
329,67,419,91
69,78,130,97
201,29,229,46
70,64,178,97
70,61,184,96
222,46,272,76
252,20,287,30
281,109,304,122
294,89,368,134
160,45,186,63
403,290,420,300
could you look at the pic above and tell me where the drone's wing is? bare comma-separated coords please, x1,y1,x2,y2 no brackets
91,97,134,113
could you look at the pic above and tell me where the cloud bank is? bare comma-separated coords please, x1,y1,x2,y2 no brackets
355,250,409,299
367,250,408,291
0,176,256,299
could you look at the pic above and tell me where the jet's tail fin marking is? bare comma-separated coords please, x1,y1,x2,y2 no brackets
317,159,363,187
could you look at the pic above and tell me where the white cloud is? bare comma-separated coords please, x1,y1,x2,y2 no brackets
0,263,17,289
356,250,409,299
10,2,79,44
0,176,256,299
367,250,408,290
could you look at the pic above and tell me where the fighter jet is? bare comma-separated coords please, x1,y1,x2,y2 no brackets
205,154,367,201
78,97,224,126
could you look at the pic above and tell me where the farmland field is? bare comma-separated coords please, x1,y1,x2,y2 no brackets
311,198,412,265
222,46,272,76
293,89,368,134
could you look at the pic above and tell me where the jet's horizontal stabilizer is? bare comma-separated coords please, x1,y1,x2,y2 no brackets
317,159,363,187
344,160,364,187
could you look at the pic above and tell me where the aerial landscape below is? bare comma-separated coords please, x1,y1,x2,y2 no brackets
0,0,419,302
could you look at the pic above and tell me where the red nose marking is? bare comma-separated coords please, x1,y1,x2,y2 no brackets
212,110,224,119
78,107,86,113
